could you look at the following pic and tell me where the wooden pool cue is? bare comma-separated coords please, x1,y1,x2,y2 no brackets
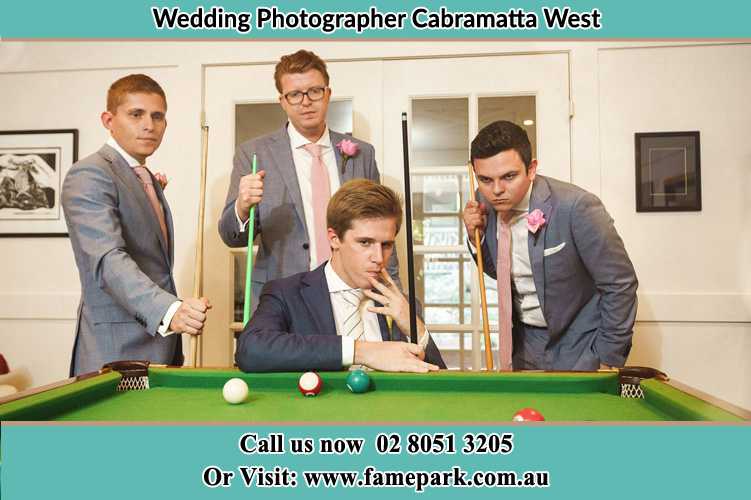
242,154,258,327
401,113,418,344
467,162,494,371
190,123,209,367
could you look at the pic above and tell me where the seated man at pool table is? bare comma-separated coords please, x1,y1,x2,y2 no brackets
236,179,446,373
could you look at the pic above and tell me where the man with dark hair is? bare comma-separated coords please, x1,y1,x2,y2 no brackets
236,179,445,373
464,120,637,371
218,49,400,314
62,74,210,375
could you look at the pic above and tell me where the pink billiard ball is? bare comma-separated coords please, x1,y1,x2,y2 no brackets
512,407,545,422
298,372,322,397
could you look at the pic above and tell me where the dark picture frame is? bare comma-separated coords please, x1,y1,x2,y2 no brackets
0,129,78,237
635,131,701,212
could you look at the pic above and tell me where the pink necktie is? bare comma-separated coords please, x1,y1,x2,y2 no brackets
302,143,331,265
133,166,169,246
497,215,513,371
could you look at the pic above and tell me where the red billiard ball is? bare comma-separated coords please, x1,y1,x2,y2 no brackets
512,407,545,422
298,372,322,397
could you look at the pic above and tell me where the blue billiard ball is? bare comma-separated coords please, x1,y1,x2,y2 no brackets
346,369,371,394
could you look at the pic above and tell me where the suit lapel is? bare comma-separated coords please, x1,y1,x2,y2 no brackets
101,145,170,265
153,179,174,266
300,265,337,335
329,131,348,183
527,176,552,315
270,126,308,229
477,189,499,274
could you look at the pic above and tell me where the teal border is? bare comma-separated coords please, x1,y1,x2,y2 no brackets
1,1,749,39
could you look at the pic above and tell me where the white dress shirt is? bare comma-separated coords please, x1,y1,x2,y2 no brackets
106,136,180,336
325,262,431,366
237,123,340,269
469,182,547,327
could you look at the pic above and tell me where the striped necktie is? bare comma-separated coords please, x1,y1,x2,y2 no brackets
340,289,366,340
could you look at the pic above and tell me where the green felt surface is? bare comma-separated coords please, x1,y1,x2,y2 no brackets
0,369,743,422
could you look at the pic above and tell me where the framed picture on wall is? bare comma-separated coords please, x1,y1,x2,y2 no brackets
635,131,701,212
0,129,78,237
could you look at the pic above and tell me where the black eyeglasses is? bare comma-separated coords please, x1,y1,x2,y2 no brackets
282,86,328,105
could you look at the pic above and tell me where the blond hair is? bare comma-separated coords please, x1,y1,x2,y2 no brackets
327,179,402,237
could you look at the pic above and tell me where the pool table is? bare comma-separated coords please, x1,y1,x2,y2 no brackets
0,362,744,421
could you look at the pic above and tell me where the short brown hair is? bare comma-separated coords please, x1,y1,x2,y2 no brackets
471,120,532,170
274,50,330,93
327,179,402,237
107,74,167,113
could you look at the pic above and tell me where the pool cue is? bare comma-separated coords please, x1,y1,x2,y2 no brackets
190,123,209,367
467,163,494,371
242,154,258,326
401,113,418,344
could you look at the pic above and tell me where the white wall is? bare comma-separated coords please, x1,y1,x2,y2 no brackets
596,44,751,411
0,41,748,411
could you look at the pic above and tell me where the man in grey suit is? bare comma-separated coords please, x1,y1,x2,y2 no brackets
218,50,399,313
463,121,638,371
63,74,210,376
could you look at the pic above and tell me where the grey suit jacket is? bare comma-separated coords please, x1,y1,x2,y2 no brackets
218,125,400,313
62,144,182,376
473,175,638,369
235,264,446,372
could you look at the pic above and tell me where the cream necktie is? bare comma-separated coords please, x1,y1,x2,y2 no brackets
340,289,366,340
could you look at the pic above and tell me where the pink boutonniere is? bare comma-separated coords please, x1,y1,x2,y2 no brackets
336,139,359,174
527,209,546,234
153,172,168,190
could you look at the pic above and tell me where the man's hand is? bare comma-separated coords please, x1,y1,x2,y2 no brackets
169,297,211,335
354,341,439,373
364,269,425,342
235,170,266,221
463,200,487,239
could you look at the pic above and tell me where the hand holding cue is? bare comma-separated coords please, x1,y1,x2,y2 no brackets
467,162,494,371
190,124,210,367
242,154,258,326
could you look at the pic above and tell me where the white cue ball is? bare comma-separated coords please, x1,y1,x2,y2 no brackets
222,378,249,404
0,384,18,398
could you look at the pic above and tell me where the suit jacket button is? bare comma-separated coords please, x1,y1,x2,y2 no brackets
302,243,309,250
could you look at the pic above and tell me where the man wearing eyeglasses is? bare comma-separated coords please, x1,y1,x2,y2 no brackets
219,49,398,314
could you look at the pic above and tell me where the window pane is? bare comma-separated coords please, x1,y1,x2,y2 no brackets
478,96,537,159
412,174,465,247
463,261,473,302
425,307,459,324
422,217,459,246
420,254,460,304
419,175,459,213
412,98,468,167
433,333,462,351
463,306,471,324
